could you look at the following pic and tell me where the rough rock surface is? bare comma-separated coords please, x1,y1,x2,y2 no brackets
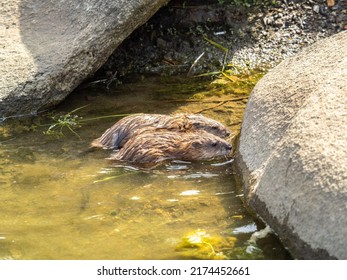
0,0,169,120
236,31,347,259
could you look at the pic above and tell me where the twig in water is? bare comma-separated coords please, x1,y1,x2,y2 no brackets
194,97,248,114
158,97,248,104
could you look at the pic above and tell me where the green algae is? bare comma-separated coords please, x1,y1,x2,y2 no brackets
176,229,237,260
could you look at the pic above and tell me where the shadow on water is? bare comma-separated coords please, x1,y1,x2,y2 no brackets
0,75,291,259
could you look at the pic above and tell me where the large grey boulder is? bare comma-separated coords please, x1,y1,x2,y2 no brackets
236,31,347,259
0,0,168,120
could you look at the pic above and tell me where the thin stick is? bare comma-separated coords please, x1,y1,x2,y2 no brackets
187,52,205,77
194,98,248,114
159,97,248,104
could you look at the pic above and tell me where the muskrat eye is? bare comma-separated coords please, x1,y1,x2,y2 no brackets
211,142,217,147
212,126,219,130
192,141,202,148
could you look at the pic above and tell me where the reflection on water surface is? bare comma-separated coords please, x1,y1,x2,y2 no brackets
0,76,290,259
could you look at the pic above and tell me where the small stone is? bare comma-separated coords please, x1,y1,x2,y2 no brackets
313,5,320,14
263,16,274,25
327,0,335,7
274,19,284,27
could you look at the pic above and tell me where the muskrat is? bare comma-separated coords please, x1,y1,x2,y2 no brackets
91,113,231,150
108,130,232,164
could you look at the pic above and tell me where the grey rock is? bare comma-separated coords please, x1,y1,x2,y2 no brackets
0,0,169,119
313,4,320,13
263,16,274,26
236,31,347,259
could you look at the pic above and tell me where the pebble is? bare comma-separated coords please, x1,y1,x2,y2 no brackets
313,5,320,13
327,0,335,8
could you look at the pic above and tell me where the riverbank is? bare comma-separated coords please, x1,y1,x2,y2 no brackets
95,0,346,80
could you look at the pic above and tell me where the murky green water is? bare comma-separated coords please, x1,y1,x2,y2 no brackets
0,76,290,260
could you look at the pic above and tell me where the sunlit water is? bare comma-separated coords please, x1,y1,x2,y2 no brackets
0,76,290,259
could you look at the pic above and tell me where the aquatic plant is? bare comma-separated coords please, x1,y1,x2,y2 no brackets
191,36,260,84
187,36,229,79
191,36,265,94
176,229,236,260
175,226,276,260
43,105,87,139
43,105,129,139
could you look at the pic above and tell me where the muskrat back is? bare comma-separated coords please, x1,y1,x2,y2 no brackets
91,113,230,150
109,130,232,164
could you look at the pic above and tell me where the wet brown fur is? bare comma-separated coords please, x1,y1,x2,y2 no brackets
91,113,231,150
109,130,232,163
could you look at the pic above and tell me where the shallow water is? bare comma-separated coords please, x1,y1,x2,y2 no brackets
0,76,290,259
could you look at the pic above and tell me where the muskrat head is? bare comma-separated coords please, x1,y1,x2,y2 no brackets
189,135,232,160
187,114,231,138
